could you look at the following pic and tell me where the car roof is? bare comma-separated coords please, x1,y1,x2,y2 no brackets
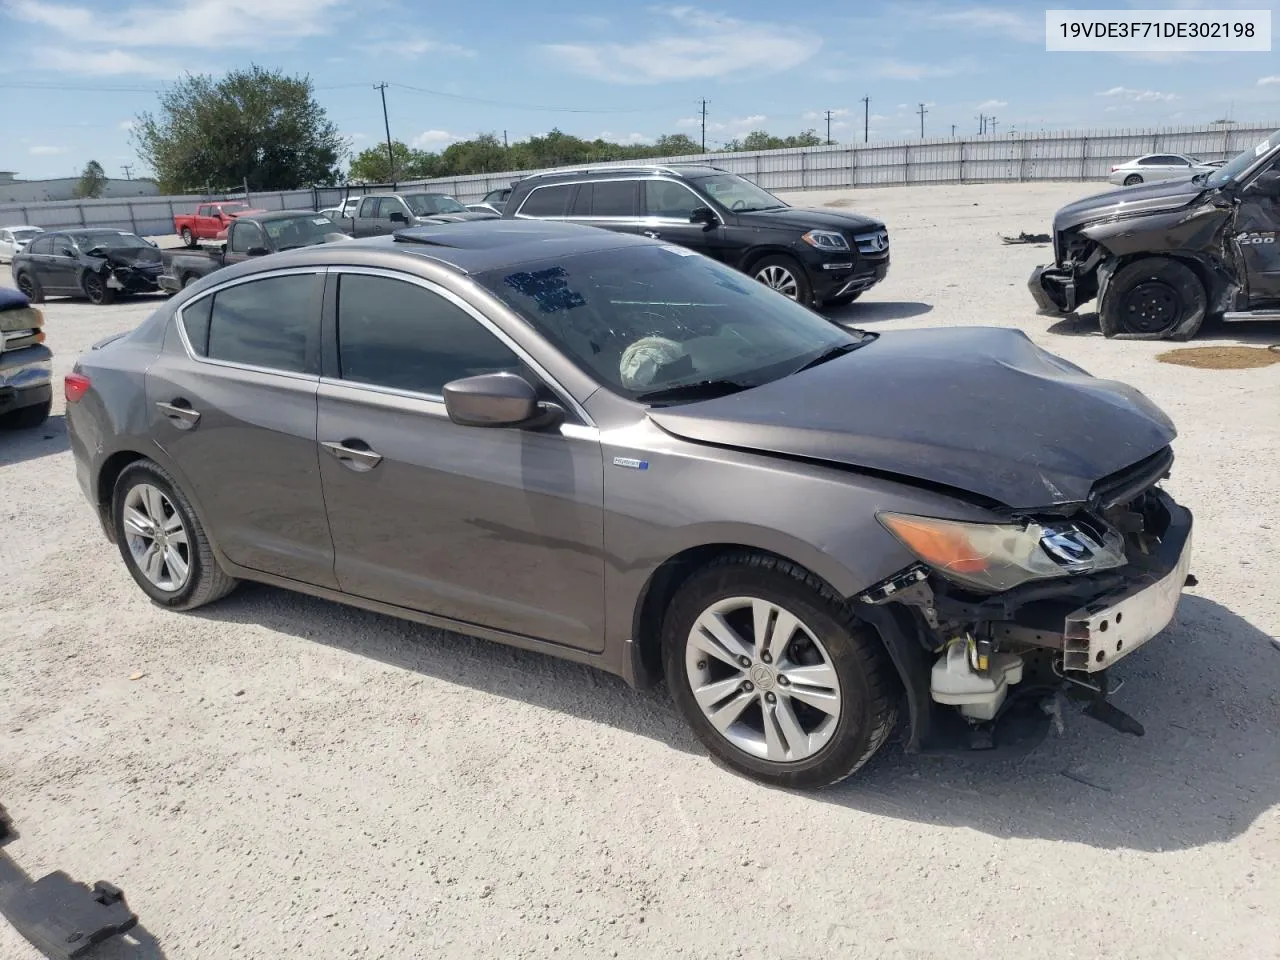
245,209,336,222
297,219,654,275
518,163,727,185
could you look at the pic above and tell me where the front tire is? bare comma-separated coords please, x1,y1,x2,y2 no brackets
662,553,898,788
112,460,238,610
83,272,116,305
752,255,813,307
1100,257,1206,340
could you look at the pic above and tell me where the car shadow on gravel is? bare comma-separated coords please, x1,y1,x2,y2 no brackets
0,415,68,467
823,300,933,324
828,593,1280,852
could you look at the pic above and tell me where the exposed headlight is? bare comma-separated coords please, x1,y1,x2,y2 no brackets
878,512,1126,592
801,229,850,251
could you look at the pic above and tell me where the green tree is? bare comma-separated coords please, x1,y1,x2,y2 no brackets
652,133,701,156
133,65,344,192
73,160,107,198
348,141,438,182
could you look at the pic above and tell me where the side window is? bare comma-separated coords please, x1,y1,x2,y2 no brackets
336,274,526,396
568,184,592,217
517,184,571,218
181,295,214,356
228,222,263,253
591,180,638,217
196,205,209,217
206,273,322,373
358,197,379,218
644,181,702,219
28,236,53,255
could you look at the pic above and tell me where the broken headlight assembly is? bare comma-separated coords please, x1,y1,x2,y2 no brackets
877,512,1126,593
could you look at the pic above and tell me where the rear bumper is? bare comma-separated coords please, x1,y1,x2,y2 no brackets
0,344,53,415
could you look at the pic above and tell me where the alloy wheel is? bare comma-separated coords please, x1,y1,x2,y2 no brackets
15,274,34,299
122,483,191,592
84,274,107,304
684,596,842,763
755,264,800,300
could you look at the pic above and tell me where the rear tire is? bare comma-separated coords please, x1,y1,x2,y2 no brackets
0,399,51,430
1100,257,1206,340
662,552,898,788
181,227,196,248
112,460,238,611
751,255,813,307
1123,174,1143,186
14,271,43,303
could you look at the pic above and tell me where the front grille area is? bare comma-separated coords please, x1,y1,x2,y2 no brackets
1089,446,1174,510
852,229,890,259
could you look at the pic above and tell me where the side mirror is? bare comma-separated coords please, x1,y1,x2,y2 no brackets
62,246,80,257
689,206,717,225
389,210,409,224
443,372,546,428
246,246,270,257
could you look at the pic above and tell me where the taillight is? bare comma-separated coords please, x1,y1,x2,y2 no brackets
64,372,91,403
1110,165,1119,172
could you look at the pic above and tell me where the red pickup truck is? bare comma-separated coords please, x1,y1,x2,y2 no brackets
173,202,266,247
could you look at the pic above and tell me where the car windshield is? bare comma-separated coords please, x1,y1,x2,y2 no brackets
695,174,788,212
404,194,468,216
12,227,41,241
261,214,340,249
1206,128,1280,187
474,244,863,403
73,231,149,252
219,203,250,213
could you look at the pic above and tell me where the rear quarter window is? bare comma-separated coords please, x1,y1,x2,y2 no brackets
517,184,572,217
203,273,323,373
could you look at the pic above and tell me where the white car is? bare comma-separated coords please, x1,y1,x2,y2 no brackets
1108,154,1217,186
0,226,43,263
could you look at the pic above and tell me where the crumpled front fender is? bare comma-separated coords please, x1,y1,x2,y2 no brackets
1028,264,1075,314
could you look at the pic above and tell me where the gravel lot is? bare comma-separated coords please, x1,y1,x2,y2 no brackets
2,181,1278,960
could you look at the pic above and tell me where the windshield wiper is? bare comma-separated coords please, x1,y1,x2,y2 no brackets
791,335,876,374
636,378,752,404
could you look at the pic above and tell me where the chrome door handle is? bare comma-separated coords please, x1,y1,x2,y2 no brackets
321,440,383,472
643,230,661,239
156,400,201,429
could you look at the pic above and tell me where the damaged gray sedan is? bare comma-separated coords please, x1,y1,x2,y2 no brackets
67,220,1193,788
1030,127,1280,339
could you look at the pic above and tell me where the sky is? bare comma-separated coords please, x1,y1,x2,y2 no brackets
2,0,1279,180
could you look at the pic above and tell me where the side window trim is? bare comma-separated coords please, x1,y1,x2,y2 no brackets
640,178,710,221
321,265,594,426
516,177,649,221
173,266,326,382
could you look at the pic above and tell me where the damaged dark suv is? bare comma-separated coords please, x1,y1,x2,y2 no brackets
1030,127,1280,339
12,229,163,305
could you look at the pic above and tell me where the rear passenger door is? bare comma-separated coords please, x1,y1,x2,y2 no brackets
565,179,642,236
315,268,606,651
147,268,338,587
355,197,385,237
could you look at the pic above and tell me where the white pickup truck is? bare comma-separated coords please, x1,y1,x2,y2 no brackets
0,289,52,429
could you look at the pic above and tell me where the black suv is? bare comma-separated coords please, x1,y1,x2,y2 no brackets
501,165,889,307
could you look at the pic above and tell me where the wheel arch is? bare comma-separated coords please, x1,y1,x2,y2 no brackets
738,244,805,276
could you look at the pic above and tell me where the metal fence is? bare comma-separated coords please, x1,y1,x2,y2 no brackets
2,122,1274,236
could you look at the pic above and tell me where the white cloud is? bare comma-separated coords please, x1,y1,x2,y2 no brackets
869,58,975,81
677,113,767,134
119,120,135,131
359,36,474,58
412,130,463,149
350,132,368,141
1259,76,1280,86
9,0,348,49
1097,86,1179,102
33,47,191,77
597,132,653,145
927,7,1040,43
543,8,821,84
976,99,1007,110
29,145,66,155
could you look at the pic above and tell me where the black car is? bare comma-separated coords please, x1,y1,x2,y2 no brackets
11,229,162,305
1030,126,1280,339
501,165,889,307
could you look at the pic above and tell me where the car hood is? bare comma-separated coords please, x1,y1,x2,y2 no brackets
414,211,500,223
98,247,163,268
1055,178,1207,231
735,206,883,233
647,327,1176,510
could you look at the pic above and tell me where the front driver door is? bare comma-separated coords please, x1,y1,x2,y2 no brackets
1235,157,1280,306
316,268,606,652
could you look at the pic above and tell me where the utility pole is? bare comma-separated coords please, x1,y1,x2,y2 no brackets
861,96,870,143
700,98,708,153
990,116,998,136
917,102,928,138
977,113,986,135
503,130,509,149
824,109,834,145
120,164,133,180
950,124,956,137
374,82,396,185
